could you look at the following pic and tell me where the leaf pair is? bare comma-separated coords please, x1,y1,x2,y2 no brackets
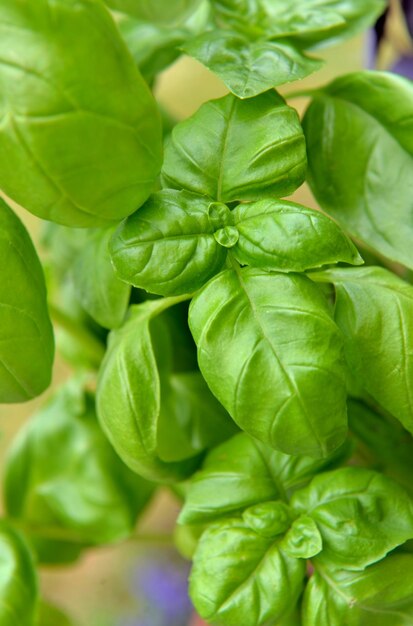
96,298,236,481
182,0,386,97
181,433,413,626
4,379,154,563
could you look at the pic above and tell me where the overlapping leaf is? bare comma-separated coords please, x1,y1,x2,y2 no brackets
315,267,413,435
162,91,306,201
189,268,347,458
0,0,162,226
304,71,413,268
0,199,54,402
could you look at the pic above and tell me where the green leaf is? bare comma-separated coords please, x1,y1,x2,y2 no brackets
210,0,386,47
97,299,205,482
0,521,38,626
0,0,162,227
71,226,131,329
110,190,227,296
0,199,54,403
304,71,413,269
303,554,413,626
189,267,347,458
315,267,413,435
190,518,305,626
104,0,203,24
179,432,350,525
232,199,363,272
182,31,322,98
162,91,307,201
282,515,323,559
242,501,292,538
291,467,413,570
4,379,154,556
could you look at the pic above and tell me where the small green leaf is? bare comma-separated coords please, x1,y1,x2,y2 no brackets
0,0,162,226
4,379,154,557
0,199,54,403
282,515,323,559
110,190,227,296
189,267,347,458
182,31,322,98
315,267,413,436
304,71,413,269
232,199,363,271
162,91,307,201
37,601,73,626
0,521,38,626
291,467,413,570
179,432,350,525
303,554,413,626
243,501,292,538
71,226,131,329
190,518,305,626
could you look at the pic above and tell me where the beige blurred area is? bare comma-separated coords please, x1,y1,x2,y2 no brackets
0,36,365,625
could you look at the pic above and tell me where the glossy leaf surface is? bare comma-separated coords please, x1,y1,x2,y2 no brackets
0,0,162,226
104,0,203,24
232,199,363,272
110,190,227,296
179,433,350,525
211,0,386,46
304,71,413,268
317,267,413,435
189,268,347,458
162,92,306,201
303,554,413,625
182,31,322,98
0,199,54,403
190,518,305,626
0,522,38,626
71,226,131,329
4,380,154,553
291,467,413,570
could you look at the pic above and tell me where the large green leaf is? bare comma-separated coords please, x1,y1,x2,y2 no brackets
210,0,386,46
0,199,54,403
291,467,413,570
189,268,347,458
303,554,413,626
4,380,154,558
71,226,131,329
0,522,38,626
0,0,162,227
162,91,307,200
182,31,322,98
232,199,363,272
190,518,305,626
110,190,227,296
315,267,413,435
179,433,350,525
97,299,233,481
304,72,413,269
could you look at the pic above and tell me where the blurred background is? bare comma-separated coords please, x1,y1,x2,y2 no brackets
0,2,411,624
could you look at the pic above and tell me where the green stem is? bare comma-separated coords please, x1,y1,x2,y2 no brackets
48,303,106,368
283,87,321,100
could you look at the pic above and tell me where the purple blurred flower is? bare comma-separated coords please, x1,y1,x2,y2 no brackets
367,3,413,79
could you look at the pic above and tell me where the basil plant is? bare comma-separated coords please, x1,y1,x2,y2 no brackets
0,0,413,624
